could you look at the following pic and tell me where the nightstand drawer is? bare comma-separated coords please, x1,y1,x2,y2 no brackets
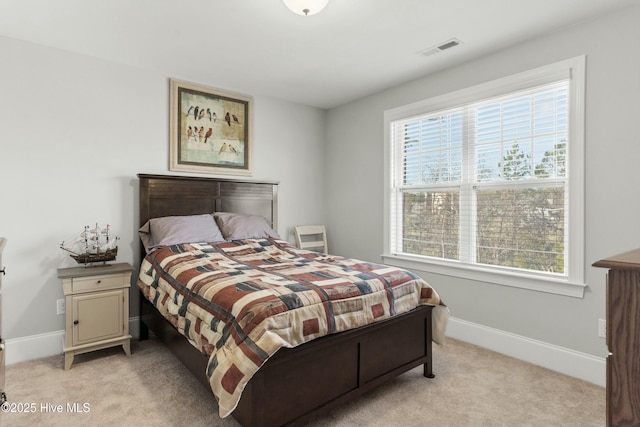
71,273,128,293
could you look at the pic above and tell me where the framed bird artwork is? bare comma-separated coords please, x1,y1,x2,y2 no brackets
169,79,252,175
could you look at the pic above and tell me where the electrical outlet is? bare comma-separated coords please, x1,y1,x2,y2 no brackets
598,318,606,339
56,299,65,315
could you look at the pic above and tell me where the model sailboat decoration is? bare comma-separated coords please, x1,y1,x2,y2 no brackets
60,223,119,265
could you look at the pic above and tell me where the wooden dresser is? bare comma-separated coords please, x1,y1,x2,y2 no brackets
594,248,640,427
0,237,6,405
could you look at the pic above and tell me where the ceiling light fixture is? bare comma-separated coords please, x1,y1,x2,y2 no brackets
282,0,329,16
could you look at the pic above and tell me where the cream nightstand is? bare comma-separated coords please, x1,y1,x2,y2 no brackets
57,262,133,370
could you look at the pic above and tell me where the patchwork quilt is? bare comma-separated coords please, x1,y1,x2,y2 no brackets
137,238,448,418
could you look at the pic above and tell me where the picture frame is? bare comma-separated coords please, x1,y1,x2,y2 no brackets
169,79,252,175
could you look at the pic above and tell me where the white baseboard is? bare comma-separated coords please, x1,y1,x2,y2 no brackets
5,330,64,365
128,316,140,339
6,316,606,387
5,317,142,365
446,316,606,387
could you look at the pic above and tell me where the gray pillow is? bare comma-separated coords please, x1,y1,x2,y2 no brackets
139,214,225,252
214,212,280,240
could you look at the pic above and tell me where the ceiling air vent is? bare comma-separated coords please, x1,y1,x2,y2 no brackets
418,38,462,57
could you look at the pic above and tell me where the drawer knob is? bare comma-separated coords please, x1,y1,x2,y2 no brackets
73,320,79,325
0,267,5,275
96,280,101,284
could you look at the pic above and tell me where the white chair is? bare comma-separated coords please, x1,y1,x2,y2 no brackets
294,225,328,253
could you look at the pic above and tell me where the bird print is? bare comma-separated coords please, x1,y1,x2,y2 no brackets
206,108,212,121
229,145,238,155
187,126,193,141
224,112,231,126
219,143,228,154
193,106,200,121
198,126,205,142
187,106,194,116
198,109,205,120
212,112,217,122
232,114,239,124
204,128,212,143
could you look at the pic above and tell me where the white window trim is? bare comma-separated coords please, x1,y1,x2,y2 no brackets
382,56,586,298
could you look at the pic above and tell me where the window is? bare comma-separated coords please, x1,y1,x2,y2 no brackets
383,57,585,297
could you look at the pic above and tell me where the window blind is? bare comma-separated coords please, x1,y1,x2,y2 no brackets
390,80,570,276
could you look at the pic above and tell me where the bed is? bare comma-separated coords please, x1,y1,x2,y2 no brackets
136,173,448,427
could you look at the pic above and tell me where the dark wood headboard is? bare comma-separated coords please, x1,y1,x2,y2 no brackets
138,173,279,231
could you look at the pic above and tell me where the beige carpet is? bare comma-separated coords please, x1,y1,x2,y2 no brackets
1,336,604,426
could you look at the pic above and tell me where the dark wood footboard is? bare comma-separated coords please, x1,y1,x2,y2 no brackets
140,294,434,427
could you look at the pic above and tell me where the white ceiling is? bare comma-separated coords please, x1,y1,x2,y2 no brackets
0,0,636,109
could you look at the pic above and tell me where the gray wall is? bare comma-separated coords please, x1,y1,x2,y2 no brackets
0,36,326,341
324,3,640,358
2,3,639,363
